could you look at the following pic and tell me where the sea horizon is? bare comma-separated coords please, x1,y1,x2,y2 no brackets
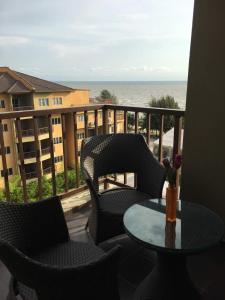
57,80,187,109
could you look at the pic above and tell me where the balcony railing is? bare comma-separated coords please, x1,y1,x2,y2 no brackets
41,147,50,155
43,167,51,175
20,127,49,137
25,171,37,179
13,106,34,111
23,150,36,159
0,104,184,203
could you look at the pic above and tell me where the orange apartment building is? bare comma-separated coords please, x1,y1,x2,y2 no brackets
0,67,123,187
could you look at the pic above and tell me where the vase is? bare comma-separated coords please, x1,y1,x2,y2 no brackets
165,221,176,248
166,186,178,222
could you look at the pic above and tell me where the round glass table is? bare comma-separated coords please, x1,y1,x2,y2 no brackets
123,199,224,300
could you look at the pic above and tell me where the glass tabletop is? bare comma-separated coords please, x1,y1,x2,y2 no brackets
123,199,225,254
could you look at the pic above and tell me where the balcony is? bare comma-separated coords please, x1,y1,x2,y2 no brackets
12,94,34,111
41,147,50,156
20,127,49,137
43,166,52,175
25,170,37,179
1,104,225,299
13,105,34,111
0,103,184,200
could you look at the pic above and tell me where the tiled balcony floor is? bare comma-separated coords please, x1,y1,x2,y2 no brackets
1,205,225,300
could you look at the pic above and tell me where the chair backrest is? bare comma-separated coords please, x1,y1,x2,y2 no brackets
0,196,69,254
81,134,166,197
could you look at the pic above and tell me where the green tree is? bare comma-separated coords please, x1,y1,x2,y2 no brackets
0,189,5,201
9,175,23,203
141,95,180,134
56,172,65,194
42,176,52,198
68,170,76,189
95,89,118,104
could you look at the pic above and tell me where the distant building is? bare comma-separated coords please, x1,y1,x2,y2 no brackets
0,67,123,187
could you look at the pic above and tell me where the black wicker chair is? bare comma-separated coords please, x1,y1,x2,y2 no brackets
81,133,166,244
0,196,120,300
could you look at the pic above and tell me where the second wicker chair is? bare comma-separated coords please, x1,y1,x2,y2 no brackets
0,196,120,300
81,133,166,244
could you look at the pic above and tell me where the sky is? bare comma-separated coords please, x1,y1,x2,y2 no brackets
0,0,194,81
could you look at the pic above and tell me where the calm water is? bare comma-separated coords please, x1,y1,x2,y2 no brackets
59,81,187,109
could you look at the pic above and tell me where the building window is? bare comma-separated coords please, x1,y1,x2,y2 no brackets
53,97,62,105
53,137,62,144
77,132,85,139
1,167,13,177
2,124,8,132
98,111,102,119
0,100,5,108
5,146,10,154
52,117,61,125
39,98,49,106
77,114,84,122
54,155,63,163
0,146,10,155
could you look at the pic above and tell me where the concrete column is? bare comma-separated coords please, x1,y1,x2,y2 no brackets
181,1,225,221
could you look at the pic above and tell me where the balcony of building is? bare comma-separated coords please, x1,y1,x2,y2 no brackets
40,139,50,158
12,94,34,111
42,158,52,176
22,163,37,180
17,141,36,161
17,116,49,140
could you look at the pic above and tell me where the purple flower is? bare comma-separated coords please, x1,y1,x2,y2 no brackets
162,155,182,187
173,154,182,169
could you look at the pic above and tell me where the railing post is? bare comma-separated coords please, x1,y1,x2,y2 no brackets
134,112,138,134
158,114,164,162
146,112,151,146
15,118,28,203
84,111,88,138
94,110,98,135
33,116,42,200
103,107,108,135
48,114,56,196
173,115,183,188
62,114,68,193
73,112,80,188
113,109,117,134
0,121,10,201
173,116,182,161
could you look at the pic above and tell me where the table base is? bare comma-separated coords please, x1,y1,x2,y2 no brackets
133,253,201,300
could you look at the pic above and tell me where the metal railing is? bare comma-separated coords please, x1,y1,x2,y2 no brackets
43,167,52,175
41,147,50,155
23,150,36,159
13,106,34,111
25,171,37,179
0,104,184,202
20,127,49,137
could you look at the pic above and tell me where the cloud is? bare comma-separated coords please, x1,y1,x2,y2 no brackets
121,66,171,73
0,36,29,46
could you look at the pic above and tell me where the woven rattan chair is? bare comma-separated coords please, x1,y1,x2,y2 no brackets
81,134,166,244
0,196,120,300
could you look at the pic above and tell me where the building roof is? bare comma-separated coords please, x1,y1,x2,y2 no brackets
0,67,74,94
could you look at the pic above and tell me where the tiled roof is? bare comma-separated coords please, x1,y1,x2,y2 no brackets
15,71,73,93
0,67,74,94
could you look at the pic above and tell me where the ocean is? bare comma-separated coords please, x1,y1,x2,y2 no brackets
59,81,187,110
